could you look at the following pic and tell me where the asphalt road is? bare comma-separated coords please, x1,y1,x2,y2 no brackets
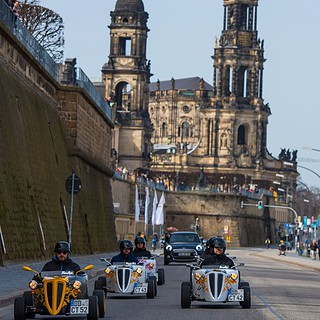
1,248,320,320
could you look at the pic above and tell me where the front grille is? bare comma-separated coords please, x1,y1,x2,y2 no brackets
116,268,131,292
43,278,67,315
208,273,224,299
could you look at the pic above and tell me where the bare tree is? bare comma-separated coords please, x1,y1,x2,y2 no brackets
19,0,64,63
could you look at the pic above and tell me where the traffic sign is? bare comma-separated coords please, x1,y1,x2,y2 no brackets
65,174,82,194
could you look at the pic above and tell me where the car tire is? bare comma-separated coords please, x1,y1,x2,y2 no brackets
150,276,157,296
181,282,192,308
146,279,155,299
240,281,250,288
98,276,107,287
157,268,165,285
14,297,26,320
94,280,103,290
164,258,170,265
23,291,35,319
93,290,106,318
240,286,251,309
87,295,98,320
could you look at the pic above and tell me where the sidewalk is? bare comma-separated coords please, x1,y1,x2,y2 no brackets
0,248,163,308
251,247,320,272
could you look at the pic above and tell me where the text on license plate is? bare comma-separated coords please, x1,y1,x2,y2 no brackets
70,299,89,314
178,252,190,256
134,286,147,293
228,289,244,301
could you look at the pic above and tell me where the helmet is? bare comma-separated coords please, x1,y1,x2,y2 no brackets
120,240,134,252
209,237,226,254
135,236,146,247
54,241,71,253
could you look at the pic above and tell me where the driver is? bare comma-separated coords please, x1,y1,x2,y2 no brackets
42,241,81,272
200,237,234,268
111,240,139,264
133,236,152,258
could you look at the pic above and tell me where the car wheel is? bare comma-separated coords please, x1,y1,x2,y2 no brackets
164,258,170,265
14,297,26,320
22,292,35,319
93,290,106,318
149,276,157,296
94,280,103,290
240,286,251,309
240,281,250,288
87,295,98,320
157,268,165,285
98,276,107,287
181,282,192,308
146,279,155,299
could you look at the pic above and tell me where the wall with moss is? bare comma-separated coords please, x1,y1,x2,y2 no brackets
0,62,117,265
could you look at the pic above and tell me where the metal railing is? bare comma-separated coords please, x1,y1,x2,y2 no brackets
0,0,59,80
0,1,112,121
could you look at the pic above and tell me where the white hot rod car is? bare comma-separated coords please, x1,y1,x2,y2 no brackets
94,259,157,299
181,261,251,309
137,256,165,286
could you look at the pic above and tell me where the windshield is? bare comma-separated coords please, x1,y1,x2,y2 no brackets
169,233,200,243
41,270,74,277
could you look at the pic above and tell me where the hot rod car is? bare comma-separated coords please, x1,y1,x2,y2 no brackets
14,265,105,320
94,259,157,298
181,262,251,309
137,256,165,286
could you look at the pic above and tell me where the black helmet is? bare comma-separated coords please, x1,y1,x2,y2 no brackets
54,241,71,253
120,240,134,252
135,236,146,247
209,237,226,254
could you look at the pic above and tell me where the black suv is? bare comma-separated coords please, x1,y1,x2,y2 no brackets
164,231,204,265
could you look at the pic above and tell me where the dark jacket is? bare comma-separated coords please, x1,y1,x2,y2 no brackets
111,252,139,264
200,252,235,268
132,248,152,258
41,256,81,273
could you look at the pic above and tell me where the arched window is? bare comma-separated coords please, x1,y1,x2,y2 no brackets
161,122,167,137
238,125,246,145
181,122,191,139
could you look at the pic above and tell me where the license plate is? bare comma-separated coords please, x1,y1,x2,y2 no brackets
134,285,147,293
179,252,190,256
228,289,244,301
70,299,89,314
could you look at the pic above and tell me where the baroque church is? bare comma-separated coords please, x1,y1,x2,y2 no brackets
99,0,298,196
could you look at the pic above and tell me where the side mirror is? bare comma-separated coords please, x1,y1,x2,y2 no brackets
76,264,94,275
22,266,40,276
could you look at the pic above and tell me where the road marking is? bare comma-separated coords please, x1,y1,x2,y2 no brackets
253,290,286,320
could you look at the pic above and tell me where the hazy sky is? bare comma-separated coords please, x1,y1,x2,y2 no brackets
41,0,320,188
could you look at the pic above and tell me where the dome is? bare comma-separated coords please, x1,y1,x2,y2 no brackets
115,0,145,12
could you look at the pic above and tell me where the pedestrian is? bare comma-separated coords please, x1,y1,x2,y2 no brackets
309,240,318,260
151,233,159,251
265,238,271,249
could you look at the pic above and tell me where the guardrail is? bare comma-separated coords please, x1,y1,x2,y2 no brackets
0,1,112,121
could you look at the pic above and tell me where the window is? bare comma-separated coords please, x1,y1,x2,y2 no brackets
119,37,131,56
238,125,246,145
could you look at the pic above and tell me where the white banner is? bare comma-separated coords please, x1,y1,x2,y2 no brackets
155,192,165,225
144,187,150,225
151,189,158,225
135,185,140,222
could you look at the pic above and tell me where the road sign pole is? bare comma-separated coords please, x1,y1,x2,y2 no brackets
68,173,75,246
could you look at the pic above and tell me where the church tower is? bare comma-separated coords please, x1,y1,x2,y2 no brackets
102,0,152,171
198,0,269,171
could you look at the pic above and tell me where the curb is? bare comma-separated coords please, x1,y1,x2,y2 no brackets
253,252,320,272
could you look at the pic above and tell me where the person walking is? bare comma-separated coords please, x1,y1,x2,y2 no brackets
265,238,271,249
310,240,318,260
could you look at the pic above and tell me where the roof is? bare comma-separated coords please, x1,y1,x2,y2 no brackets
149,77,212,92
115,0,145,12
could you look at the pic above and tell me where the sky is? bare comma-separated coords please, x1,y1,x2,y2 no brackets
40,0,320,188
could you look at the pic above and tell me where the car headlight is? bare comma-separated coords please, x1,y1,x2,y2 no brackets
149,262,154,268
196,245,203,251
73,280,81,290
230,273,238,280
136,268,143,274
105,267,111,274
29,280,38,290
166,245,173,251
195,273,201,281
